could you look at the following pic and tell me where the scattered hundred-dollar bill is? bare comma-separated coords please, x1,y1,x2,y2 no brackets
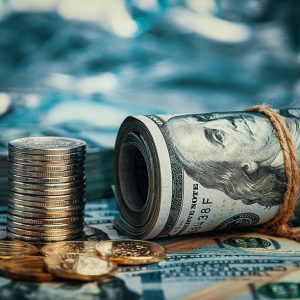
1,199,300,299
114,108,300,239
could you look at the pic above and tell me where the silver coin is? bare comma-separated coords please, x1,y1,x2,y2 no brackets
8,208,84,219
9,180,85,191
5,162,85,175
8,214,84,225
7,220,82,231
8,192,85,202
9,185,85,196
8,174,85,184
8,197,85,208
9,137,86,154
7,230,84,242
8,202,85,213
9,168,84,178
8,157,85,167
7,225,83,237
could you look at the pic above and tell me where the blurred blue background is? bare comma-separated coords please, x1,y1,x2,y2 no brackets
0,0,299,202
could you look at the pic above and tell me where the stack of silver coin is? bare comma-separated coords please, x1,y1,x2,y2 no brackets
6,137,86,243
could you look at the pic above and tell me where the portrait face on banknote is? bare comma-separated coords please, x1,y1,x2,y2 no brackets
166,111,300,208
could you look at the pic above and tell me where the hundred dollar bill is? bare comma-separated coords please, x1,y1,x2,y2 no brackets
114,108,300,239
182,267,300,300
1,200,300,300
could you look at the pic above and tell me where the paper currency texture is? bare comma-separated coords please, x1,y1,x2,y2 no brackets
114,108,300,239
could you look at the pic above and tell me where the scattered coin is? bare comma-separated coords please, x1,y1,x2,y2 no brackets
44,253,118,281
0,241,38,259
95,240,166,265
41,241,100,256
0,256,55,281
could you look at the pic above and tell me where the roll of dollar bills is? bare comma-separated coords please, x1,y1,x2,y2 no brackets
114,109,300,239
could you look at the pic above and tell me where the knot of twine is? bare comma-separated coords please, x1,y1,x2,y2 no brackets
247,105,300,241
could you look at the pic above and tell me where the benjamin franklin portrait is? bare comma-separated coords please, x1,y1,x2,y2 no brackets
166,110,300,211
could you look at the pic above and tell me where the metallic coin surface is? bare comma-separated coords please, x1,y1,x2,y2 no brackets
9,137,86,154
9,202,84,212
8,208,84,218
95,240,166,265
41,241,100,256
10,165,85,175
10,180,84,191
7,231,83,242
7,225,83,237
9,151,86,161
8,197,85,208
8,214,84,225
9,191,85,202
0,241,38,259
9,173,85,184
0,256,55,282
9,185,85,196
8,158,84,168
44,253,117,281
7,220,81,231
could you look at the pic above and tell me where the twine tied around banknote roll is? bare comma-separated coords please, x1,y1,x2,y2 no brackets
246,105,300,241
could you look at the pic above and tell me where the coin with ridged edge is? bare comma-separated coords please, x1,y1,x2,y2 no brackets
8,203,85,213
9,185,85,196
0,256,55,282
7,225,83,237
95,240,166,265
10,180,85,191
0,241,38,259
7,136,86,243
44,253,117,281
7,220,82,231
8,208,84,218
9,137,86,154
8,197,84,208
7,231,84,242
41,241,100,256
9,151,86,161
9,174,85,184
9,166,84,178
8,214,84,225
9,191,85,202
6,157,84,173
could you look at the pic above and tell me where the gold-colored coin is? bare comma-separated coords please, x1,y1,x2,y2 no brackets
95,240,166,265
44,253,117,281
0,241,38,259
0,256,55,282
41,241,99,256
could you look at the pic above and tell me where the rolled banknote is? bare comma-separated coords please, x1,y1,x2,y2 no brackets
114,108,300,239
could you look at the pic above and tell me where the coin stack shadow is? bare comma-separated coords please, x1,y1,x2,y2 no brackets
6,137,86,243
